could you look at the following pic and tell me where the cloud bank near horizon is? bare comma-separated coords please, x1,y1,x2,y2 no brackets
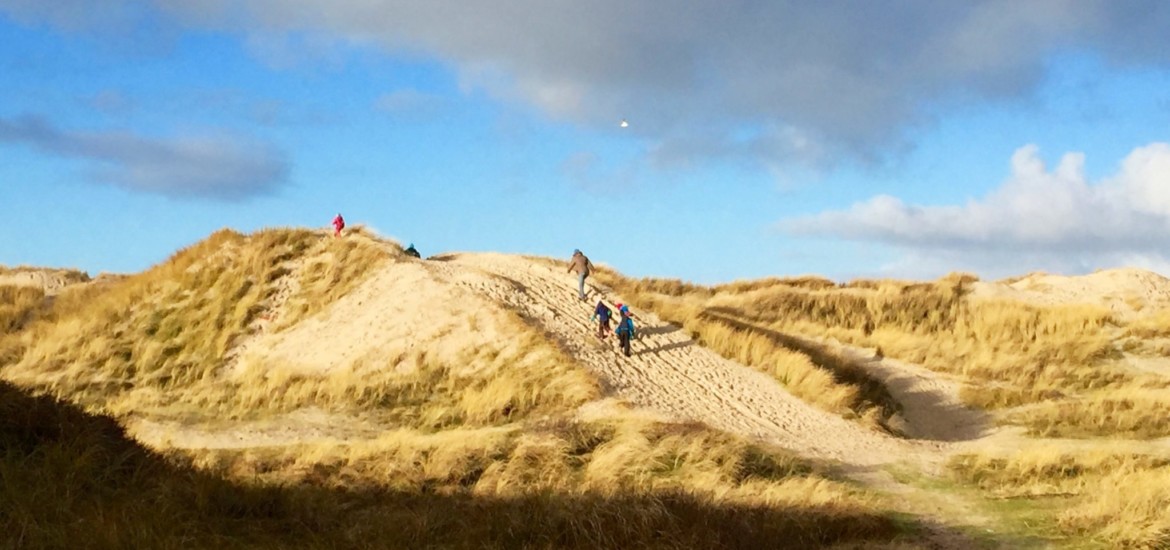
785,143,1170,277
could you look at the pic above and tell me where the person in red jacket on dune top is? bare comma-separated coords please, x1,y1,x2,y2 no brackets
332,213,345,237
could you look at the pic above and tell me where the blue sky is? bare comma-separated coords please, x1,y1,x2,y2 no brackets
2,2,1170,283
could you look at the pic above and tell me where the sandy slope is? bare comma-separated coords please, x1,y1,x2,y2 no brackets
443,252,947,466
971,267,1170,318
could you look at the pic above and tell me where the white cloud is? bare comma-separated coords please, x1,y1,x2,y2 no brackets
7,1,1170,168
785,143,1170,277
0,114,289,200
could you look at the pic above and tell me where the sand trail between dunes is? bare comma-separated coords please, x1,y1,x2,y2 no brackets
441,253,946,466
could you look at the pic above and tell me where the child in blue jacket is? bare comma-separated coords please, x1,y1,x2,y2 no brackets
614,305,636,357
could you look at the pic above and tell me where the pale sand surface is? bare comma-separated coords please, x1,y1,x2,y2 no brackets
0,268,87,294
971,267,1170,318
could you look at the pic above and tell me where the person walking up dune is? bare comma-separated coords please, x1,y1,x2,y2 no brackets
615,304,636,357
567,249,594,301
592,300,613,340
332,213,345,238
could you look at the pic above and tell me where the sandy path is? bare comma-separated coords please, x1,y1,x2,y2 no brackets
130,408,385,450
836,348,990,442
442,253,945,466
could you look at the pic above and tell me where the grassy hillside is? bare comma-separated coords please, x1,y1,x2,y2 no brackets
596,270,1170,440
592,269,1170,547
1,228,424,415
0,380,909,549
950,449,1170,548
0,228,917,549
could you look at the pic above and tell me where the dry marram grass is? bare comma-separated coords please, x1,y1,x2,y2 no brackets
950,450,1170,547
596,267,1170,438
1,228,914,549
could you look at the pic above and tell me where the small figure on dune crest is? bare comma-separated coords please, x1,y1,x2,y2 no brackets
405,243,421,258
332,213,345,238
615,304,636,357
567,249,595,301
592,300,613,340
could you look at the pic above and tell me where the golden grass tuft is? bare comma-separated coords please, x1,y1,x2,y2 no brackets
1002,389,1170,439
950,450,1170,547
0,285,45,334
1060,467,1170,548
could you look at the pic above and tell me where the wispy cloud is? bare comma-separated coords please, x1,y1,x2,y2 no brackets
374,88,446,117
86,90,136,115
0,114,290,200
784,143,1170,277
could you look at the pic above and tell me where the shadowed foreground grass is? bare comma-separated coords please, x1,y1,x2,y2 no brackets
0,381,905,550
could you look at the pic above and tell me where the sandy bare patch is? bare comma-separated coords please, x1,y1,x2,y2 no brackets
232,258,522,379
971,268,1170,318
0,268,88,294
129,408,384,450
443,252,949,467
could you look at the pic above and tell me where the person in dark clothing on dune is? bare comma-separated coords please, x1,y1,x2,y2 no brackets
615,304,636,357
592,300,613,340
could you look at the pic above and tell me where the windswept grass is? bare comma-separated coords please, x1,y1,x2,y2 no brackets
1003,390,1170,439
5,229,322,402
183,411,905,549
0,229,936,548
592,269,905,430
0,286,46,337
2,380,909,549
3,227,595,430
950,450,1170,548
596,266,1170,438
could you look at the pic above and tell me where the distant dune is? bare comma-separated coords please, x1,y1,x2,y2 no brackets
971,267,1170,317
0,266,90,294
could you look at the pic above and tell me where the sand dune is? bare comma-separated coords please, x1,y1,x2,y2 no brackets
13,232,1170,547
971,267,1170,317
